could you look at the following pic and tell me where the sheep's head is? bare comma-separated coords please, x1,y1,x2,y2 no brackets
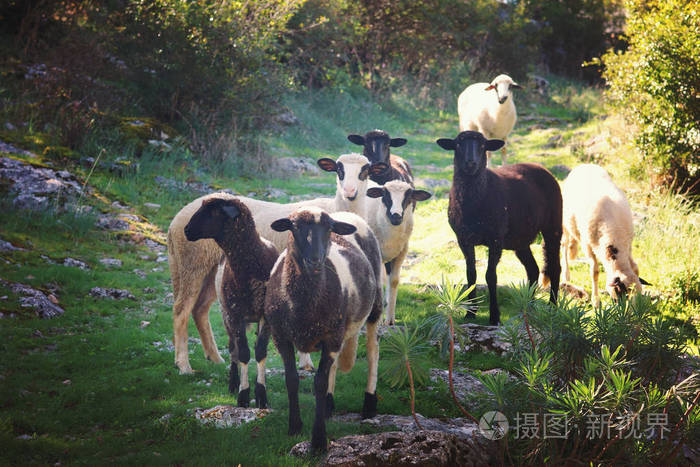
184,197,248,243
271,207,356,275
367,181,431,226
485,74,521,105
605,245,651,300
318,153,388,202
347,130,407,165
436,131,504,176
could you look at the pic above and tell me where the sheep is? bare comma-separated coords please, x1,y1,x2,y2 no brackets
561,164,650,304
436,130,562,325
168,155,386,376
347,129,414,185
365,180,432,325
183,197,277,407
265,207,383,452
457,74,521,167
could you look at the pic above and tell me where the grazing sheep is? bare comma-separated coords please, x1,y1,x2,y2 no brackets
561,164,650,304
366,180,432,325
265,207,383,452
184,197,277,407
347,130,414,185
436,130,562,325
169,192,340,375
457,74,521,167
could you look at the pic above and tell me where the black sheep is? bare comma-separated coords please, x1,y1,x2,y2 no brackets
184,197,278,408
436,131,562,325
348,129,413,185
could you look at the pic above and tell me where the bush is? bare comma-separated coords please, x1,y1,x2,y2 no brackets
601,0,700,194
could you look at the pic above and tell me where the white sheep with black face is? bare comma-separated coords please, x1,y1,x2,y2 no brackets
561,164,650,305
458,74,521,167
366,180,431,325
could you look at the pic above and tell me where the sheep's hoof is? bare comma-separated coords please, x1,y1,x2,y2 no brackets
361,392,378,419
325,394,335,419
255,383,268,409
206,353,226,364
176,363,194,375
237,388,250,408
311,439,328,453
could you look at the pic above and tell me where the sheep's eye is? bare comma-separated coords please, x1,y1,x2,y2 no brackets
337,164,345,180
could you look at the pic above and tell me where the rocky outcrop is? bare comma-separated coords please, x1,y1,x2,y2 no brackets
0,278,64,319
459,323,511,354
290,429,497,466
194,405,272,429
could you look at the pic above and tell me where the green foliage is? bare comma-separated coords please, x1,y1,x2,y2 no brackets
426,277,475,358
381,323,432,389
601,0,700,193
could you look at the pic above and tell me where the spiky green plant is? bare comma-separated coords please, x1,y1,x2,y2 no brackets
428,276,478,422
381,323,432,429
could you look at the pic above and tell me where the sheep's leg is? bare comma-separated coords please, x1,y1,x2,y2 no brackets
254,319,270,409
386,246,408,325
541,231,562,304
587,248,600,306
562,228,571,282
312,344,336,452
277,337,302,435
233,320,252,407
362,320,379,419
515,247,540,287
500,146,508,166
173,293,197,375
457,239,478,318
486,243,503,325
326,359,337,418
382,262,391,323
191,268,224,365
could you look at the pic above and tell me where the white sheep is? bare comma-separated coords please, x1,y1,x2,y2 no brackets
168,154,386,375
457,74,521,167
365,180,431,325
561,164,650,305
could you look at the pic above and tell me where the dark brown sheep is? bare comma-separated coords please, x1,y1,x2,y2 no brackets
436,130,562,325
264,208,383,452
184,197,278,408
348,129,413,185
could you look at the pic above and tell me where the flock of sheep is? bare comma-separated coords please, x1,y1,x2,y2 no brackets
166,74,648,451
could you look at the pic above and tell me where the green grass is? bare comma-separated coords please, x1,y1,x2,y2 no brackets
0,75,698,465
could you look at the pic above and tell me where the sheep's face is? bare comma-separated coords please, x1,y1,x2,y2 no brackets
436,131,504,176
485,74,521,105
606,273,643,301
348,130,407,165
318,154,388,202
184,198,242,243
271,208,356,275
367,181,431,226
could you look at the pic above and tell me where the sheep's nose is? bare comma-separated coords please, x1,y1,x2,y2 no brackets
498,96,507,104
390,213,403,225
343,186,357,200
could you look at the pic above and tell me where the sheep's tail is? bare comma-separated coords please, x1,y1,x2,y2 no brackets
337,334,359,373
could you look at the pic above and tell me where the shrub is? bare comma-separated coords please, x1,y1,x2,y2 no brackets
601,0,700,194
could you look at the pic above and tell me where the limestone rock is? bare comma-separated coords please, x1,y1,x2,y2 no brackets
459,323,511,354
99,258,122,268
194,405,271,428
0,278,64,319
89,287,134,300
0,156,83,210
291,429,496,466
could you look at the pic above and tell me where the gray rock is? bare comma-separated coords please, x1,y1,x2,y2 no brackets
96,215,129,231
155,255,168,263
144,238,166,252
89,287,134,300
5,122,16,131
273,157,320,176
288,192,327,202
153,176,214,195
530,75,550,96
415,177,450,189
63,257,89,270
0,239,25,252
549,164,572,177
0,278,64,319
143,202,161,210
0,156,83,210
459,323,512,354
291,429,496,466
99,258,122,268
430,368,514,402
264,188,287,199
275,109,299,126
544,134,563,149
194,405,272,428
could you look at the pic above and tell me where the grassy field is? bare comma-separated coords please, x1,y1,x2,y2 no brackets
0,78,698,465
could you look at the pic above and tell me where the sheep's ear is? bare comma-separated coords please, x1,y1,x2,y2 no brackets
436,138,456,150
331,221,356,236
317,158,337,172
411,189,432,202
221,204,240,220
366,187,384,198
271,218,294,232
370,162,389,175
390,138,407,147
347,134,365,146
485,139,505,151
359,163,370,180
510,82,522,89
639,277,652,286
485,84,496,91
